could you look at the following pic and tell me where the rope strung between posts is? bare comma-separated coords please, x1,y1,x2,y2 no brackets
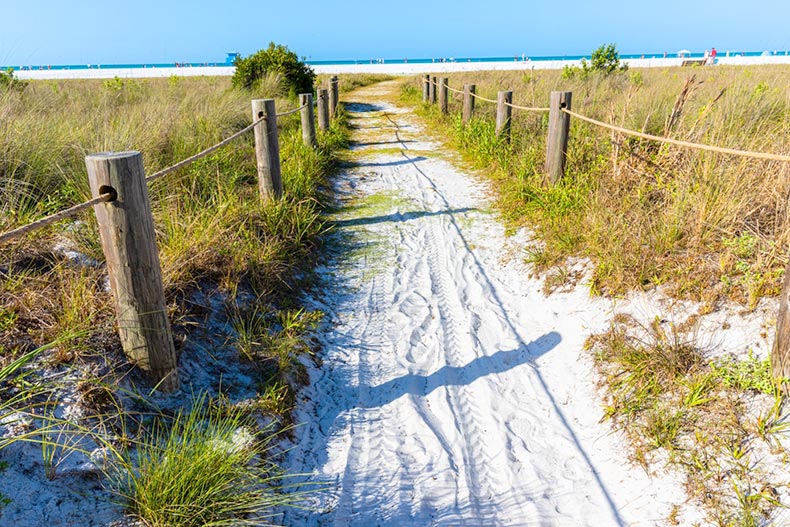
469,91,498,104
0,193,114,246
446,85,464,95
504,101,550,112
562,108,790,163
147,115,266,183
0,112,274,245
275,102,310,118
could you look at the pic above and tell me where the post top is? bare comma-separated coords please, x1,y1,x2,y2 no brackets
85,151,141,161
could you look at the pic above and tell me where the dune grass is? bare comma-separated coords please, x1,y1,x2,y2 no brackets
0,73,382,524
111,396,298,527
404,66,790,311
588,316,787,526
404,66,790,525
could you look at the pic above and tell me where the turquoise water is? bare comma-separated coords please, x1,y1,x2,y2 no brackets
4,51,787,71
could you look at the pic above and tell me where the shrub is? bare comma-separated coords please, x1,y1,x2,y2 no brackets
0,67,24,91
589,43,628,74
563,43,628,79
232,42,315,97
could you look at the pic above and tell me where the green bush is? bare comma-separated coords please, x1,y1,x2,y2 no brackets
0,68,24,91
562,43,627,79
232,42,315,97
589,43,628,74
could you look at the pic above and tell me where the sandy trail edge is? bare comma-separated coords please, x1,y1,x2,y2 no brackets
278,81,742,526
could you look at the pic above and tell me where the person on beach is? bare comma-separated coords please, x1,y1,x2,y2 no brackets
710,47,717,64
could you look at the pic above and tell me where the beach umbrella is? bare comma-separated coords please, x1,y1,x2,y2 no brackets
677,49,691,56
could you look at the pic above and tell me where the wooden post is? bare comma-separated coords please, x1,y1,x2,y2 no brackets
85,151,177,391
462,84,476,125
422,74,430,102
495,90,513,140
429,76,437,104
439,78,449,114
773,260,790,385
252,99,283,201
329,76,339,118
299,93,316,148
545,91,572,184
317,88,330,131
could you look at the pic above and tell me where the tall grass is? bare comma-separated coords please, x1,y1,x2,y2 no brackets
405,66,790,309
0,73,375,524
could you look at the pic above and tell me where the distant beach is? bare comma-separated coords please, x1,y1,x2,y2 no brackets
10,54,790,80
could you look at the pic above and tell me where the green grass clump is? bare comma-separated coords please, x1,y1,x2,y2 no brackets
588,315,787,525
112,397,295,527
0,460,9,509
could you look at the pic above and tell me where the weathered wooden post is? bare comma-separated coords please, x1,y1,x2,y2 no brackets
495,90,513,140
462,83,476,125
545,91,572,184
329,76,339,118
252,99,283,201
773,261,790,385
429,76,437,104
317,88,330,131
439,78,449,114
299,93,316,148
422,74,430,102
85,151,178,391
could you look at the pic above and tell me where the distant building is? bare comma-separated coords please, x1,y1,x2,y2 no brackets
226,53,240,64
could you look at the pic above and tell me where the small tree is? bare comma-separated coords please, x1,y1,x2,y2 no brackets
563,43,628,80
232,43,315,97
588,43,628,75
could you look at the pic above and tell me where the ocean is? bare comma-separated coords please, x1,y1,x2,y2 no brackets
5,50,788,72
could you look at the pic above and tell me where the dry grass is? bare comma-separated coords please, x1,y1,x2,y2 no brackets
403,65,790,525
0,73,382,522
588,315,787,526
405,65,790,309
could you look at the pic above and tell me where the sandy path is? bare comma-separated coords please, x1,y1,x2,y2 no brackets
282,81,684,527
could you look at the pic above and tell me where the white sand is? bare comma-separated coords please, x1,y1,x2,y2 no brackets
12,55,790,80
273,80,778,526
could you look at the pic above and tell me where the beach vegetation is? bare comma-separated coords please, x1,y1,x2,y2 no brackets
404,62,790,525
405,65,790,310
562,43,627,79
0,72,384,523
111,395,298,527
588,315,786,525
232,42,316,97
0,67,24,91
588,43,627,74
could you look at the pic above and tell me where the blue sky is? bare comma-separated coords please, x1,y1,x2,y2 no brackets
1,0,788,65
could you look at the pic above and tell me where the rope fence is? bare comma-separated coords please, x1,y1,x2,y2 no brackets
0,87,340,389
275,102,310,119
0,194,115,246
0,98,321,246
147,115,266,183
470,92,498,104
505,101,550,112
420,75,790,175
